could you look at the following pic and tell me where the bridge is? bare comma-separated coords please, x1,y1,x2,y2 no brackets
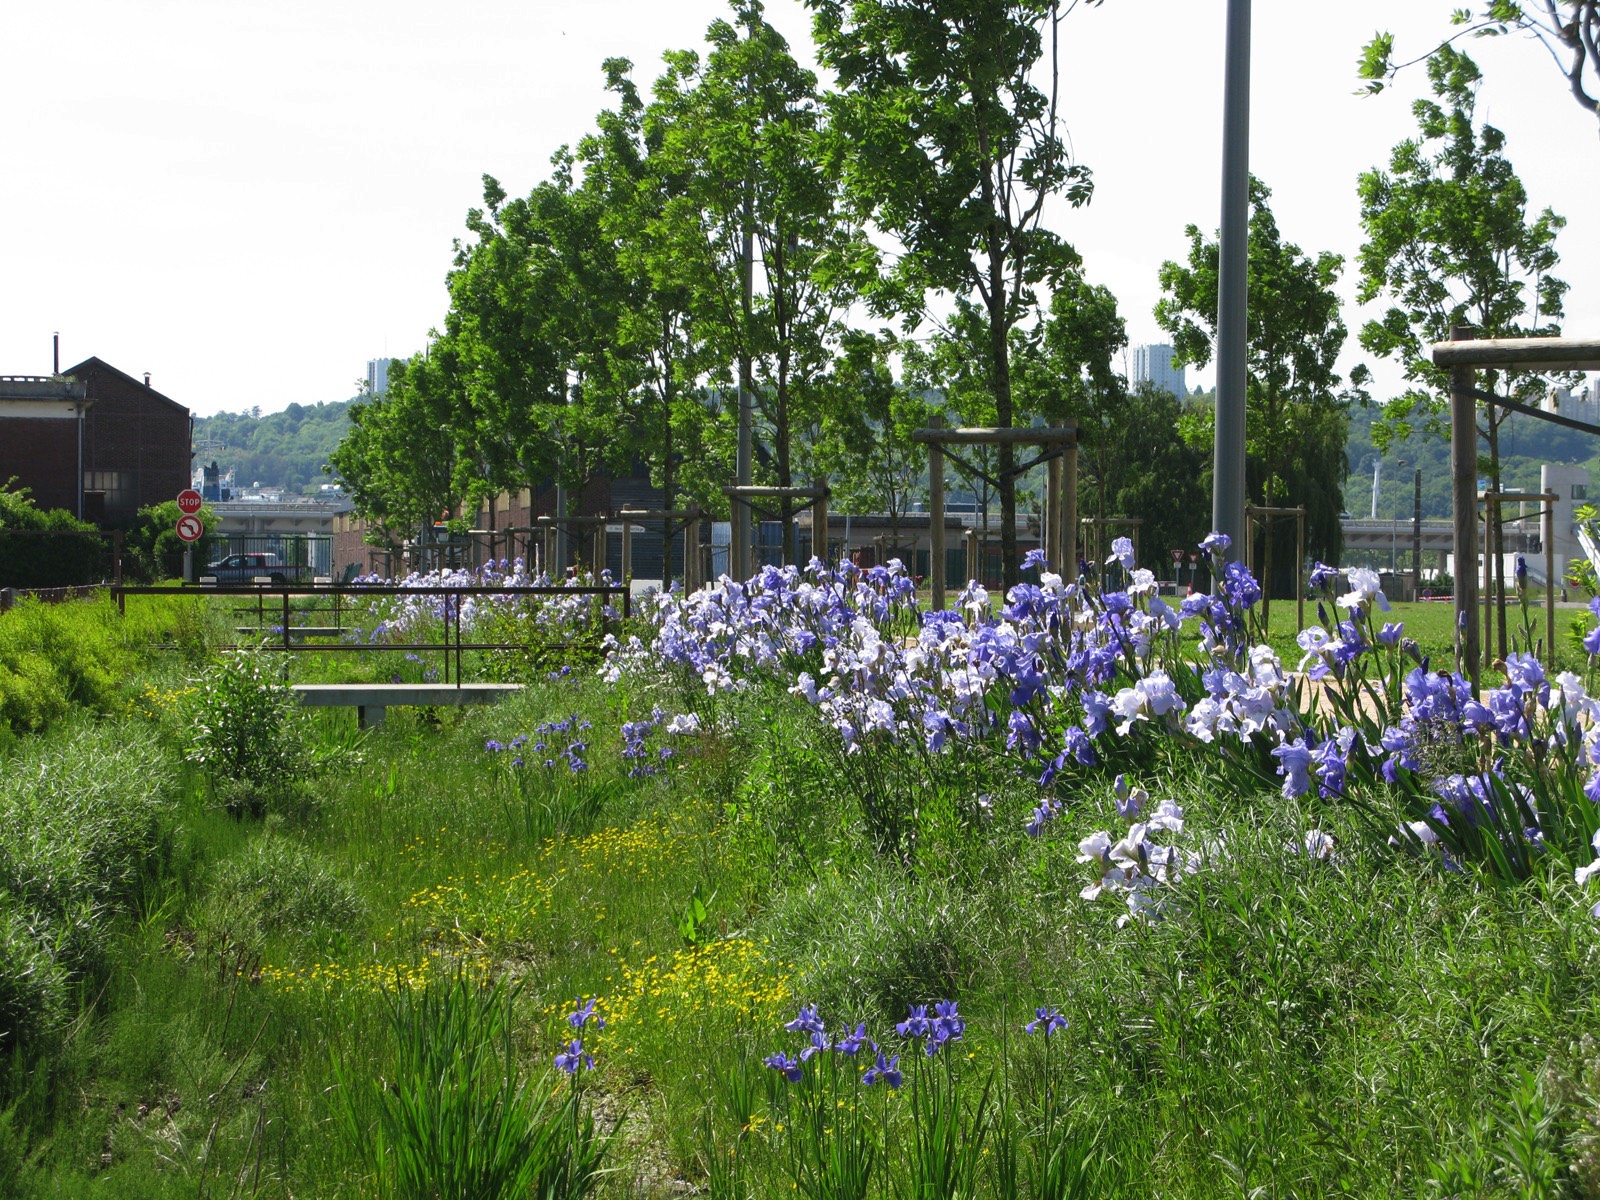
1339,517,1542,558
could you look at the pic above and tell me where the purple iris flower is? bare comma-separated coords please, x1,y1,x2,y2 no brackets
896,1005,930,1039
785,1005,825,1036
835,1024,870,1056
764,1052,804,1083
1272,738,1314,799
799,1030,831,1062
1200,532,1231,556
1025,1006,1067,1037
554,1040,594,1074
567,998,605,1030
1308,561,1340,590
863,1051,902,1088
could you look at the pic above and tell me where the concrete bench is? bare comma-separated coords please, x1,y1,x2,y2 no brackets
292,683,523,728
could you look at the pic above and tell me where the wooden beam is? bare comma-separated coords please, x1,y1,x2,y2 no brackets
911,425,1079,446
1430,335,1600,371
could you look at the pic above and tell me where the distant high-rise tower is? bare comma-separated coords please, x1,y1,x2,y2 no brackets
365,358,392,398
1131,344,1187,401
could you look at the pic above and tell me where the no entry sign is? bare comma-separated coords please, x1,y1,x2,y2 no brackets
176,488,203,515
175,513,203,543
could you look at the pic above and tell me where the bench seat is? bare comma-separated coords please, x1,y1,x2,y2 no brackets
292,683,523,728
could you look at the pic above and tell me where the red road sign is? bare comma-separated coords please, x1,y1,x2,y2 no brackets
175,514,203,543
176,488,203,515
1171,548,1183,563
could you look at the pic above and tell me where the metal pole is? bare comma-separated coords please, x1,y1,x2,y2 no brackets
929,417,946,610
1412,467,1423,594
1213,0,1251,560
1545,497,1556,659
1450,326,1480,687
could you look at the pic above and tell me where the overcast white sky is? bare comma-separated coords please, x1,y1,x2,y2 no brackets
1,1,1594,418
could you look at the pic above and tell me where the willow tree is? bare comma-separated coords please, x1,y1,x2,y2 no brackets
808,0,1098,586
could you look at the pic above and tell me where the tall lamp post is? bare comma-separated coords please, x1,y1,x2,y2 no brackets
1213,0,1251,560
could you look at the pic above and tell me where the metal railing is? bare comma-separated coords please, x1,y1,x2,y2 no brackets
110,581,631,684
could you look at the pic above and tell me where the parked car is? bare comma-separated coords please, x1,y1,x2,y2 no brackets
205,552,292,584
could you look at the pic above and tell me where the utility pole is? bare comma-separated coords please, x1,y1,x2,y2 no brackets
1213,0,1251,560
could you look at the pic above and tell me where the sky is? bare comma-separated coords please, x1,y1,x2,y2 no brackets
1,1,1595,419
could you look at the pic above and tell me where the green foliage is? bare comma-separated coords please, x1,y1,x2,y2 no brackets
0,720,176,1060
329,356,463,544
193,397,355,495
331,972,613,1200
1358,3,1599,137
183,647,320,817
1356,46,1567,459
1156,176,1351,567
0,482,106,589
813,0,1099,583
195,833,367,952
123,498,218,582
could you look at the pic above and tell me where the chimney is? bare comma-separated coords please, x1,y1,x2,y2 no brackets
143,372,151,387
52,332,59,375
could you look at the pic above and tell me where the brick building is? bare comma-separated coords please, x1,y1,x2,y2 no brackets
0,358,191,527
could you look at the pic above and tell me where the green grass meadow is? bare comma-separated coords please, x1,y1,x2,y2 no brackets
0,587,1597,1198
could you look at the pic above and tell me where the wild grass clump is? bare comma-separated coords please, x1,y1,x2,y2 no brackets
0,719,177,1063
192,833,367,959
331,971,613,1200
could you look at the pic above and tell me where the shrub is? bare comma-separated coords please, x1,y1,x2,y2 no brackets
0,899,68,1055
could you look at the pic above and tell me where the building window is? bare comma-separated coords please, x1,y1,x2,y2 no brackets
83,470,126,508
1574,484,1588,501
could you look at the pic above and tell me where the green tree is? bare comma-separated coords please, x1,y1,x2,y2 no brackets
0,483,108,588
1038,273,1128,532
1360,3,1600,141
1356,46,1568,653
1156,176,1350,601
810,0,1098,586
818,330,934,561
577,58,728,587
1101,384,1211,573
328,351,463,547
1357,47,1568,458
655,1,866,564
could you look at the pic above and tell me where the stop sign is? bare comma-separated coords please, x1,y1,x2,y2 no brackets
176,488,203,515
175,514,203,543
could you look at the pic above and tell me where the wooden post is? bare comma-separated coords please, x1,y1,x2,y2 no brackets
621,520,633,584
929,416,946,610
1296,506,1305,632
1450,326,1480,687
1483,493,1495,672
965,528,979,585
543,527,556,582
812,483,829,568
1047,421,1063,572
1063,442,1078,580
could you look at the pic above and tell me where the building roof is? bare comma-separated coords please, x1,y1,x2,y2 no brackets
62,356,189,417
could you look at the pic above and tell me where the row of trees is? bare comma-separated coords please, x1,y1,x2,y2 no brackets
331,0,1575,589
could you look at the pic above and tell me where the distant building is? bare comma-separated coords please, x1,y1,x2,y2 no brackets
365,358,393,398
0,357,190,527
1131,344,1187,402
1546,382,1600,425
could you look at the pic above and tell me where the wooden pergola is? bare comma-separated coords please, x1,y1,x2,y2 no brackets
723,484,830,576
910,420,1078,611
1432,332,1600,686
616,507,704,591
